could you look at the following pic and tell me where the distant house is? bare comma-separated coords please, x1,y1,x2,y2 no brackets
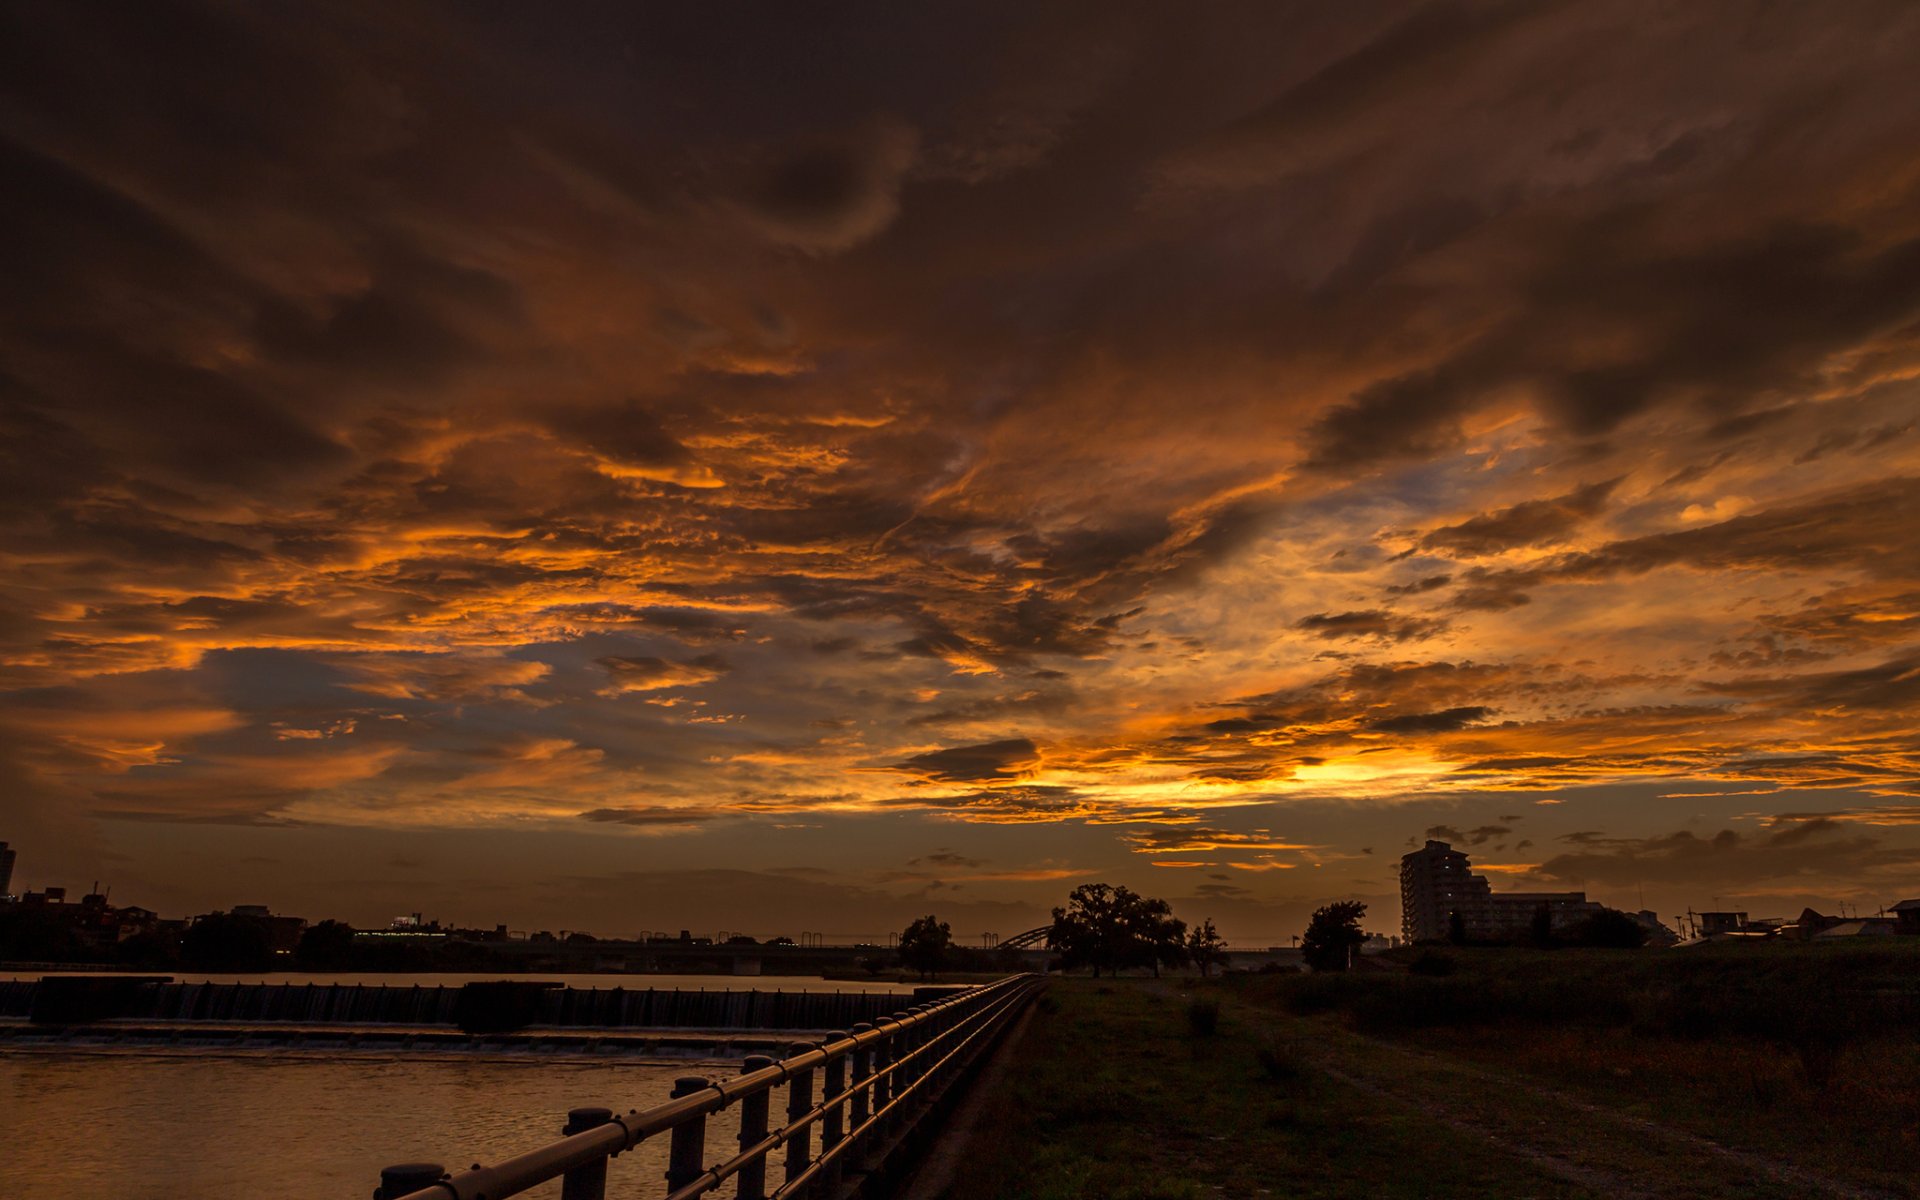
1631,910,1680,945
1697,911,1749,936
1888,899,1920,935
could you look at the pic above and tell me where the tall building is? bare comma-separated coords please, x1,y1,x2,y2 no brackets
1399,840,1486,943
1399,839,1601,943
0,841,14,898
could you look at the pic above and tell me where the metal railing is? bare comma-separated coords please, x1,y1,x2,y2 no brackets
376,973,1043,1200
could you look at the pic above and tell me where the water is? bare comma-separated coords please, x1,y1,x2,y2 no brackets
0,972,892,1198
0,1048,740,1199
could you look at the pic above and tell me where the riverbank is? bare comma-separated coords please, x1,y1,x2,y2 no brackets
939,956,1919,1200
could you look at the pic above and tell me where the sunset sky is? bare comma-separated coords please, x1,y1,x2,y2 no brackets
4,2,1919,942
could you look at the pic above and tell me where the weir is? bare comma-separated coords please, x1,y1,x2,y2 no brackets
1,978,921,1032
372,973,1043,1200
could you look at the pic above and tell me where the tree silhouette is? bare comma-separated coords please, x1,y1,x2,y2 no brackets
1568,907,1650,948
1050,883,1187,976
1186,918,1228,977
181,912,273,971
1529,903,1555,948
1300,901,1368,973
898,914,952,979
295,919,357,970
1139,897,1188,978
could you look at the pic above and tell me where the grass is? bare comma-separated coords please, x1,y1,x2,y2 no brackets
940,978,1604,1200
1233,940,1920,1195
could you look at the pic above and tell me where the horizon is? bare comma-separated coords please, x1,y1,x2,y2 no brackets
4,3,1920,947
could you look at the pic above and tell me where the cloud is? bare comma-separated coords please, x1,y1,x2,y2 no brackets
1418,478,1621,556
1526,820,1920,892
730,120,919,252
4,1,1920,930
1295,610,1449,642
577,806,728,829
888,738,1041,785
1368,706,1493,734
1119,827,1314,855
596,654,730,694
909,850,989,869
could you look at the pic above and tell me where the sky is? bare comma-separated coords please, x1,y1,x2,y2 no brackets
3,1,1919,944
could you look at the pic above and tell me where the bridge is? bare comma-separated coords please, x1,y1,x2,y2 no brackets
996,926,1052,950
374,973,1044,1200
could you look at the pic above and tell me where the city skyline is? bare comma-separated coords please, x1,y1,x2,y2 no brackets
5,3,1920,941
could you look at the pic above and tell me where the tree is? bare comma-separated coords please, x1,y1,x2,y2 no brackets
295,919,357,970
113,929,180,970
1186,918,1228,977
181,912,273,971
1568,907,1650,949
1135,898,1188,978
1050,883,1187,977
898,914,952,979
1300,901,1368,973
1528,902,1556,948
1447,910,1468,946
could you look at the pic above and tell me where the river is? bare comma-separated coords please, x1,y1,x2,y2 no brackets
0,972,898,1198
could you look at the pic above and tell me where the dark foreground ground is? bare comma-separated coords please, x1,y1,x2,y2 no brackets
939,943,1920,1200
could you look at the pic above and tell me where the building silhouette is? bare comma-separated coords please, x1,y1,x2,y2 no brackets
1399,839,1600,942
0,841,14,898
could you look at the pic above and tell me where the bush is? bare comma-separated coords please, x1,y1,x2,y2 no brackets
1409,950,1457,976
1186,997,1220,1036
181,913,273,972
1567,907,1650,949
1255,1037,1304,1082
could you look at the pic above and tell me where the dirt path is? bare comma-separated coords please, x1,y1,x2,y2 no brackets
1286,1018,1907,1200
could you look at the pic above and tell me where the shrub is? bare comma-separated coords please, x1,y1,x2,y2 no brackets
1255,1037,1304,1082
1409,950,1457,976
1186,997,1220,1036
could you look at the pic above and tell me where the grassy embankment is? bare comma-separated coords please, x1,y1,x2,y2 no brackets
942,977,1603,1200
940,942,1920,1200
1246,942,1920,1192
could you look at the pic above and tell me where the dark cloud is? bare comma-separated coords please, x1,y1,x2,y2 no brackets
1449,477,1920,611
1367,706,1493,734
1528,821,1920,891
1419,478,1621,557
1385,573,1453,596
1295,610,1448,642
577,806,726,827
889,738,1040,785
908,850,988,869
734,121,918,252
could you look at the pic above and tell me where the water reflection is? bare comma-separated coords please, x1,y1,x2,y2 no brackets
1,1050,743,1199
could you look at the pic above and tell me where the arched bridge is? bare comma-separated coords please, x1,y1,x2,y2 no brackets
999,925,1052,949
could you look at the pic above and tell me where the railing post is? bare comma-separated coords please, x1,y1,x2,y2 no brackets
783,1042,815,1190
820,1031,848,1189
375,1163,444,1199
667,1076,710,1193
900,1007,925,1095
560,1107,613,1200
848,1023,873,1131
737,1055,774,1200
870,1027,890,1121
887,1013,910,1113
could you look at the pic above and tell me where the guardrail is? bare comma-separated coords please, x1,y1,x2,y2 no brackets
376,973,1043,1200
